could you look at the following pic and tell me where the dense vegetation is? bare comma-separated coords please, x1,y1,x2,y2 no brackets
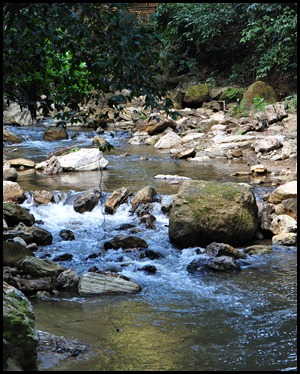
3,3,297,122
153,3,297,89
3,3,164,123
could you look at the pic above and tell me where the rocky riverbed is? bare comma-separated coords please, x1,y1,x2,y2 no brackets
3,82,297,371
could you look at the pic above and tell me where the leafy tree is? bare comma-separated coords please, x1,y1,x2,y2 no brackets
3,3,166,122
153,3,297,87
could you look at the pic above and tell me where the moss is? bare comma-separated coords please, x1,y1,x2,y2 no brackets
184,84,209,103
3,291,36,341
219,87,245,103
241,80,277,108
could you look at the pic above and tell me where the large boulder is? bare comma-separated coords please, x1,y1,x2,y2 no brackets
168,180,258,248
3,282,38,371
241,81,277,108
57,148,108,171
183,84,209,107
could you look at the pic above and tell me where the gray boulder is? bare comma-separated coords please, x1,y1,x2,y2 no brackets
168,180,258,248
73,188,102,213
3,202,35,227
16,256,67,277
3,241,35,267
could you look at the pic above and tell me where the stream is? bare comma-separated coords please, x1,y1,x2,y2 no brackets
4,124,297,371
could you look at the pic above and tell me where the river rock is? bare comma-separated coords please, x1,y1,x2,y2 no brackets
244,245,272,255
16,256,67,277
43,127,68,141
168,180,258,248
205,242,247,259
78,272,141,295
104,187,132,214
104,234,148,250
211,134,256,149
3,128,24,144
264,102,288,125
3,166,18,182
272,233,297,246
59,229,75,241
3,101,34,126
250,164,268,174
73,188,102,213
3,181,26,204
154,129,182,149
131,185,157,211
3,202,35,227
3,282,38,371
3,241,35,267
42,155,63,175
92,135,110,148
267,180,297,204
187,255,241,272
257,201,275,233
274,198,297,220
269,214,297,235
135,116,176,135
57,148,108,171
8,158,35,168
33,190,54,204
56,269,79,291
13,222,53,245
154,174,192,180
16,278,57,293
254,135,285,153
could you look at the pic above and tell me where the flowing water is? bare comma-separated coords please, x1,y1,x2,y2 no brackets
4,124,297,371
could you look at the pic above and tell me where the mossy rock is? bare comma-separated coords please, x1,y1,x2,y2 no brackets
241,81,277,108
3,283,38,370
168,180,259,248
219,87,245,103
183,84,209,106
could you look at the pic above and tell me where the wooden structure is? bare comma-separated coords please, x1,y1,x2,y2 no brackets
128,3,159,19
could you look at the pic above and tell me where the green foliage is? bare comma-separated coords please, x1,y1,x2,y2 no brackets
251,95,267,112
220,88,245,103
240,4,297,80
153,3,297,85
284,94,297,113
3,3,166,122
